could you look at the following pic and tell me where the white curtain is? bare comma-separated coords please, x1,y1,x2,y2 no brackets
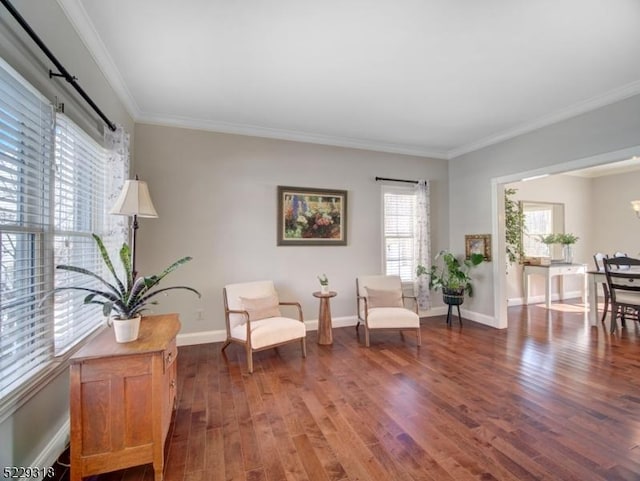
103,125,130,251
414,180,431,310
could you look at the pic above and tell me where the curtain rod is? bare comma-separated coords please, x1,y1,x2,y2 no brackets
375,176,419,184
0,0,117,132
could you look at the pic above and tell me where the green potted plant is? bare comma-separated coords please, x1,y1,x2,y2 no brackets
317,273,329,294
504,188,525,265
48,234,200,343
418,250,484,306
538,233,579,263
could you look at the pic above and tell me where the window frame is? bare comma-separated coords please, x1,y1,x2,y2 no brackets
0,57,125,416
381,184,418,283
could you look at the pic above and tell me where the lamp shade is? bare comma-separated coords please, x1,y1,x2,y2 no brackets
110,180,158,218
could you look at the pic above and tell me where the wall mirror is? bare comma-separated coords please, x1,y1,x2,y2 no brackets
519,201,565,260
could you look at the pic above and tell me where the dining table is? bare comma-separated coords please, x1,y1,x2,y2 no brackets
587,267,640,326
587,270,604,326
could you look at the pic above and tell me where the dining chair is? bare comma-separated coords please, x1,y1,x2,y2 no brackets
602,256,640,333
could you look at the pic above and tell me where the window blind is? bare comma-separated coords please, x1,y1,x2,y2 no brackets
383,188,417,282
53,115,108,354
0,58,55,399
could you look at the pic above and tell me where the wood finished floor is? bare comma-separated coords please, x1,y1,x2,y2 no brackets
60,302,640,481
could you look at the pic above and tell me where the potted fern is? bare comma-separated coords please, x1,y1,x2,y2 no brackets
49,234,200,342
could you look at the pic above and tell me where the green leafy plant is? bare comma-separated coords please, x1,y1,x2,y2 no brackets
317,274,329,286
556,233,579,245
418,250,484,297
538,233,558,245
504,188,525,265
538,233,579,245
49,234,200,319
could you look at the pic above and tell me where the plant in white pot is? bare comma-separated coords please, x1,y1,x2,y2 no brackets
49,234,200,343
317,274,329,294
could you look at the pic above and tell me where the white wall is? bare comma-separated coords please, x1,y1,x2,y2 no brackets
0,0,133,470
133,123,450,339
450,93,640,325
592,169,640,256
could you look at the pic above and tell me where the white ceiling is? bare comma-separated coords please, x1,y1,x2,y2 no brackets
58,0,640,159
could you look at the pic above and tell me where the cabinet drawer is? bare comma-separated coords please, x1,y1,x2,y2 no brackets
164,338,178,373
555,265,584,275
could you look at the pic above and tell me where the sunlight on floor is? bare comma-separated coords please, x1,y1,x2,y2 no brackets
535,302,588,313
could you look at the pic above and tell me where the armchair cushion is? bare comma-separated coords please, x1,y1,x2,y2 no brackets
366,307,420,329
240,294,281,321
230,317,306,349
365,286,403,308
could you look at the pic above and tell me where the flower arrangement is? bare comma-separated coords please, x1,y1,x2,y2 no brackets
317,274,329,286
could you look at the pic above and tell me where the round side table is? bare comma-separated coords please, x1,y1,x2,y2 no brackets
312,291,337,345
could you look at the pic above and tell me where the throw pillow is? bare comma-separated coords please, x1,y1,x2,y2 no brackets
365,287,404,308
240,294,281,321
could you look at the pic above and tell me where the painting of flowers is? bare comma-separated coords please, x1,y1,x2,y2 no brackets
277,186,348,245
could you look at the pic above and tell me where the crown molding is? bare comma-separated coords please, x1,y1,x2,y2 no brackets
56,0,640,161
57,0,140,120
136,112,449,159
448,79,640,159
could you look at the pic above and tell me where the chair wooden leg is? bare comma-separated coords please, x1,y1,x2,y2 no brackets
365,327,370,347
247,348,253,374
610,303,618,333
221,340,231,351
301,337,307,358
600,288,609,323
416,327,421,346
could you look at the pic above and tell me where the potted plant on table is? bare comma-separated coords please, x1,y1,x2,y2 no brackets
317,274,330,294
538,233,579,263
48,234,200,343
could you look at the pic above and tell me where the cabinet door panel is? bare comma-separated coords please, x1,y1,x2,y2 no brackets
124,374,153,446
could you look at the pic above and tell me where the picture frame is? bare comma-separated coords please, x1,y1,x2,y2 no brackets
277,186,348,246
465,234,492,261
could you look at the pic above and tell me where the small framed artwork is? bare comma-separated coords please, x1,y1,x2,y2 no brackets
465,234,492,261
277,186,348,246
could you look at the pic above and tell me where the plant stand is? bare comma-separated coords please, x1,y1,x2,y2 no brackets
446,304,462,326
443,289,464,326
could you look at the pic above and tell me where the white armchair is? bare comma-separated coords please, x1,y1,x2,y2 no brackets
356,275,421,347
222,280,306,373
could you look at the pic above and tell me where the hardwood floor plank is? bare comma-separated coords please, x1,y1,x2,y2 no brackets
81,302,640,481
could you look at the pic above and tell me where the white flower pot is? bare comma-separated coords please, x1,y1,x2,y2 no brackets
110,316,141,343
321,284,329,294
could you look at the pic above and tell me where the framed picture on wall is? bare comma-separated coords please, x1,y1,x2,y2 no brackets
277,186,348,245
465,234,492,261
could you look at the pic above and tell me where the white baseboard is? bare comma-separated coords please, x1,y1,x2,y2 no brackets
177,315,360,346
177,308,463,346
508,290,584,307
31,417,69,481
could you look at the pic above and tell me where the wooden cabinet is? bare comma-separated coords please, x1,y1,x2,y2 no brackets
69,314,181,481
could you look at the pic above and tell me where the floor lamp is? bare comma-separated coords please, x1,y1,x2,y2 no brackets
110,176,158,278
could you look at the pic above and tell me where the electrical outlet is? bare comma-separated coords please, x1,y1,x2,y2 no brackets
196,309,204,321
